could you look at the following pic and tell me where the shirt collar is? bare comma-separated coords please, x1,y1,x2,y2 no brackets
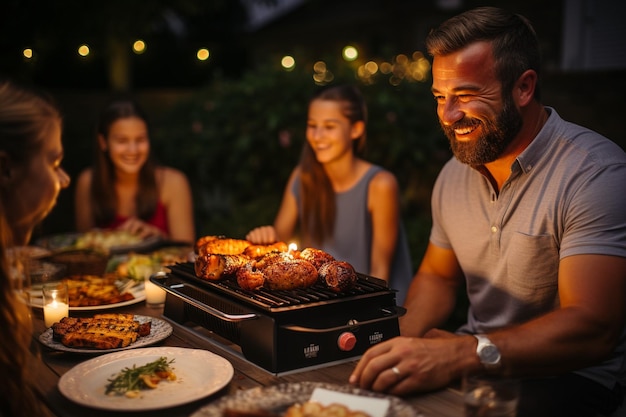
515,107,558,175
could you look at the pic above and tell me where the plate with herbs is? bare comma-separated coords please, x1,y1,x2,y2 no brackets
58,347,233,411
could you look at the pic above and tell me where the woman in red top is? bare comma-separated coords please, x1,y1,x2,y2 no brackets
75,99,195,243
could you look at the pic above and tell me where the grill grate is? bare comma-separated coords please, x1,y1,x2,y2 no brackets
169,262,392,310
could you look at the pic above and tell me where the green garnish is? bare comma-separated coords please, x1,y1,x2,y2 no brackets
105,357,175,396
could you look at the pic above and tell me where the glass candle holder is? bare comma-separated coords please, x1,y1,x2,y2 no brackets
145,271,166,308
42,283,69,327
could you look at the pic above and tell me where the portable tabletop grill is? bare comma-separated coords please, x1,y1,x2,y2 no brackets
152,262,405,374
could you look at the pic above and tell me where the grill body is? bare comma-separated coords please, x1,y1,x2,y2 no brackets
153,263,404,373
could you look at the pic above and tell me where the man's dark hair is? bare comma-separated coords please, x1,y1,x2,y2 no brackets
425,6,542,100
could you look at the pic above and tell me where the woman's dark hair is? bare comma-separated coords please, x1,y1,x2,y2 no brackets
299,84,367,244
425,6,542,100
91,99,159,226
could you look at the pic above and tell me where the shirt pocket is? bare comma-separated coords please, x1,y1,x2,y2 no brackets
505,232,559,307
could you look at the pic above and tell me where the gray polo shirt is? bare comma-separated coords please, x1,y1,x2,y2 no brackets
430,107,626,388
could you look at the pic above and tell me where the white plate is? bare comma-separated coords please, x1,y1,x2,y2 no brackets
39,315,173,354
28,282,145,311
58,347,234,411
191,381,420,417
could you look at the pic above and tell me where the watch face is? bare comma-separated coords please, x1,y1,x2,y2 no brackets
481,345,500,364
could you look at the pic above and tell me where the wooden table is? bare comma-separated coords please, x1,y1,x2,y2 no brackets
29,300,464,417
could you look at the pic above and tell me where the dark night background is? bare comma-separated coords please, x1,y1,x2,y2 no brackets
1,0,625,265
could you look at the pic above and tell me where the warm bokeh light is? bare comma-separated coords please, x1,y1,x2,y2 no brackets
197,48,210,61
313,61,327,73
342,45,358,61
379,62,393,74
364,61,378,74
312,60,334,84
77,44,90,57
133,40,146,54
22,48,33,59
281,55,295,70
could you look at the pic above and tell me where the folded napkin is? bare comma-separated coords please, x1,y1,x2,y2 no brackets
310,387,391,417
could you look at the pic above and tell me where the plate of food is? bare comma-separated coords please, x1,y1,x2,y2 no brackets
37,230,161,254
108,245,194,281
39,314,173,354
58,347,234,411
191,381,420,417
29,275,145,311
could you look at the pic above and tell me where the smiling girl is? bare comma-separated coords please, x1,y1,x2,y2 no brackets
246,84,413,305
74,99,195,243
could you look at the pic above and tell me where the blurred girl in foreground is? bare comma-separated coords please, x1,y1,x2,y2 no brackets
0,80,70,417
246,84,413,305
74,99,195,243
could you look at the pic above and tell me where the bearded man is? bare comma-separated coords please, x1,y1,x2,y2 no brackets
350,7,626,417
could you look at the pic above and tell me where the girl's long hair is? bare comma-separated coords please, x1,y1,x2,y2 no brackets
299,84,367,245
91,99,159,226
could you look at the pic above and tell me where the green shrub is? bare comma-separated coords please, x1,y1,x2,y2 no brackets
153,62,449,270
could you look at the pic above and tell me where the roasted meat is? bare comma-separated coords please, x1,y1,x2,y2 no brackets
51,314,152,349
299,247,335,270
262,259,319,291
237,257,319,291
318,260,357,292
195,253,249,280
243,241,289,259
235,262,266,290
192,235,357,292
196,237,251,256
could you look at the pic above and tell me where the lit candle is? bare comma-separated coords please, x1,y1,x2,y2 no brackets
288,242,298,255
44,299,69,327
42,283,68,328
145,276,166,307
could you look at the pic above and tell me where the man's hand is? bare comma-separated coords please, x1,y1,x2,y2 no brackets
349,333,477,396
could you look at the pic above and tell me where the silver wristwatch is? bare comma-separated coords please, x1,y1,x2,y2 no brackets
474,334,501,370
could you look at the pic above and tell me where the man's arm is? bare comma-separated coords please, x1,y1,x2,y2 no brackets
489,254,626,376
352,253,626,396
400,242,464,336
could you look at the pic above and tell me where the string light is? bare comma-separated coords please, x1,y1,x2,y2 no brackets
23,48,33,59
77,44,90,57
197,48,210,61
342,45,358,61
133,40,146,54
281,55,295,71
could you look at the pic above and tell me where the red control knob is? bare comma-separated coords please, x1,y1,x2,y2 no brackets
338,332,357,351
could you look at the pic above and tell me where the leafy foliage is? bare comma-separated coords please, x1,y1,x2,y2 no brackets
153,63,450,267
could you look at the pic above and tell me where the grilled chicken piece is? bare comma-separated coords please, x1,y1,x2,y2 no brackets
195,253,249,280
243,241,288,259
194,235,223,253
236,262,266,290
236,253,319,291
262,259,318,291
197,237,251,256
298,247,335,270
318,261,357,293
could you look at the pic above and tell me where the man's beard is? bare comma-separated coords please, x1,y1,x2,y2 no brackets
441,97,523,166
